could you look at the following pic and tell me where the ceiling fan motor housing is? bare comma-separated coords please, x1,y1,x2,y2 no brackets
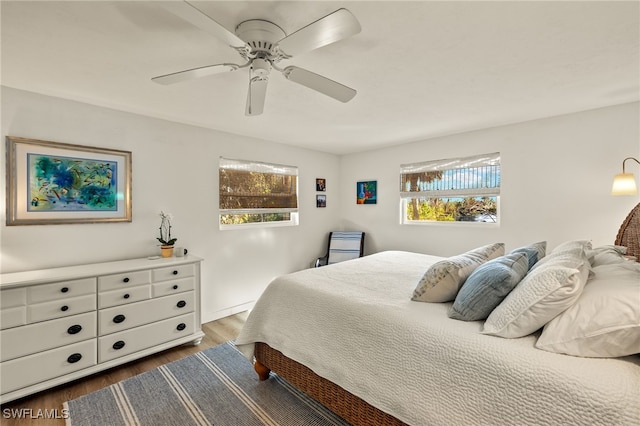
235,19,286,61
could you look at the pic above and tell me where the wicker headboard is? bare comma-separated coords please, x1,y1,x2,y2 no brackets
615,202,640,261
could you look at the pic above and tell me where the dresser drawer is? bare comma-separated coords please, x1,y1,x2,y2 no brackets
98,285,151,309
28,294,96,324
98,270,151,292
1,288,26,308
28,278,96,304
1,312,96,362
0,339,96,395
152,277,195,298
98,313,195,363
0,306,26,330
99,291,194,335
152,264,195,282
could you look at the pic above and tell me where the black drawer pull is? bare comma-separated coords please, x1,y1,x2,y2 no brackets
123,277,130,283
123,293,130,299
172,285,178,290
177,300,186,308
61,287,69,293
172,270,179,275
113,340,126,350
67,353,82,364
113,314,126,324
67,325,82,335
61,305,69,312
177,323,186,331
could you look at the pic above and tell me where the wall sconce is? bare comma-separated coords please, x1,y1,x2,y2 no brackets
611,157,640,196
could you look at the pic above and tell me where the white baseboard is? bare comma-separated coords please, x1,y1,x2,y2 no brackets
201,301,255,324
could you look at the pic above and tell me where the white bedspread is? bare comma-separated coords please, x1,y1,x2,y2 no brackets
236,251,640,426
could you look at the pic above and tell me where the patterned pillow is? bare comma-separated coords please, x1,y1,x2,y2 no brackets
510,241,546,270
449,252,529,321
482,248,590,338
412,243,505,303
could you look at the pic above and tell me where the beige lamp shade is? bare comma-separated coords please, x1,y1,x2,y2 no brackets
611,173,638,195
612,157,640,196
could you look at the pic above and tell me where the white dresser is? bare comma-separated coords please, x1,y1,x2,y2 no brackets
0,255,204,404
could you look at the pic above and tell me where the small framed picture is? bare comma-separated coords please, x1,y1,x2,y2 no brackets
316,178,326,191
316,194,326,208
356,180,377,204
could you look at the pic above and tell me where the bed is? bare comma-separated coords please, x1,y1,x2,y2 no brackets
235,249,640,425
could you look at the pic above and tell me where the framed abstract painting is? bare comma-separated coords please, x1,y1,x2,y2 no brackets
6,136,132,225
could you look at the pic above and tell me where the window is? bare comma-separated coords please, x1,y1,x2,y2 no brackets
219,157,298,228
400,152,500,224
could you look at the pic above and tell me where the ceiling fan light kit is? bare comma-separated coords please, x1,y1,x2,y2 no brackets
152,1,361,116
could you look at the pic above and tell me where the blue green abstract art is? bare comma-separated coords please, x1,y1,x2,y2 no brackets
28,153,118,212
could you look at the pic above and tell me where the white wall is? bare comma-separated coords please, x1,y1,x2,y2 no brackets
339,102,640,256
3,87,638,322
0,87,342,322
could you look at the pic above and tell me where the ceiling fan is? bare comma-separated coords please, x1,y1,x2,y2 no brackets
152,1,361,116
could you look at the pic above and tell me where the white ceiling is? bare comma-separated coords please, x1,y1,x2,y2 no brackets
1,1,638,155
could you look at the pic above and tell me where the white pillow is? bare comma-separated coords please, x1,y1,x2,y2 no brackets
586,245,628,267
412,243,504,303
532,249,585,270
551,240,592,254
482,249,590,338
536,263,640,357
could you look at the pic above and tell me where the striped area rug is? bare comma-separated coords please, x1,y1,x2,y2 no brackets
64,342,349,426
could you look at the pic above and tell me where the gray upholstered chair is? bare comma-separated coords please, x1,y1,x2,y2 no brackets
314,231,365,267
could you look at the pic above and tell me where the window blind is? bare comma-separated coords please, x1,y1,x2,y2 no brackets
400,152,500,198
219,157,298,215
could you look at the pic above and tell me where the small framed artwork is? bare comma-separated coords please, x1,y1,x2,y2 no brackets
316,194,326,208
356,180,377,204
6,136,132,225
316,178,326,191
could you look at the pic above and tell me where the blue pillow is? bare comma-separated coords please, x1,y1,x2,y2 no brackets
511,247,538,270
511,241,547,270
448,252,529,321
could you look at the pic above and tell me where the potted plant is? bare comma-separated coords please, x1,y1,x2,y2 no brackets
157,211,177,257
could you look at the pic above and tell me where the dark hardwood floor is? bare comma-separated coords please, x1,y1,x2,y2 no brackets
1,312,249,426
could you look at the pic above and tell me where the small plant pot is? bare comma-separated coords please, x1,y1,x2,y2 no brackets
160,245,174,258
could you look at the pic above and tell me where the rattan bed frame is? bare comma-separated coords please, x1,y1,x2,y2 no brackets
615,202,640,261
254,342,407,426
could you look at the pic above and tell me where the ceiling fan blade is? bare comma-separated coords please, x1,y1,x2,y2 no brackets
282,66,356,103
152,63,240,85
160,1,248,50
246,75,269,116
277,9,361,57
